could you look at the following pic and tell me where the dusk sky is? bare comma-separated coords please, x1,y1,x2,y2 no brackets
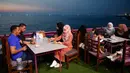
0,0,130,15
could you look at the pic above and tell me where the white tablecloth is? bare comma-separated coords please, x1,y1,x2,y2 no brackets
103,36,129,43
27,38,67,54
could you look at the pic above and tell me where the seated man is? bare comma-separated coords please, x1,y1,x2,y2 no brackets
18,23,35,45
8,25,27,61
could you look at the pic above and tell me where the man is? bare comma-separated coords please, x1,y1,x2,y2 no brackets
18,23,26,41
18,23,35,45
8,25,27,61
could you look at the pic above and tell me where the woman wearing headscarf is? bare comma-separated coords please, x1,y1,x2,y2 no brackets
104,22,115,37
49,25,73,68
115,24,129,39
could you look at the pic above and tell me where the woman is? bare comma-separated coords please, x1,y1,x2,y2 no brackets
89,28,96,38
56,22,64,36
77,25,87,49
115,24,129,39
104,22,115,37
49,25,73,68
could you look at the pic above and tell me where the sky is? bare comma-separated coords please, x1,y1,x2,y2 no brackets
0,0,130,15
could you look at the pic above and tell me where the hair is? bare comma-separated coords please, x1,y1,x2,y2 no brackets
92,28,96,31
19,23,26,27
56,22,64,36
94,29,104,36
78,25,87,34
77,25,87,43
10,25,19,32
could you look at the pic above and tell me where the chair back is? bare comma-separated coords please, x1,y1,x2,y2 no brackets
72,31,77,49
122,41,130,65
85,33,91,50
1,36,7,57
76,31,80,53
4,37,12,68
91,37,100,58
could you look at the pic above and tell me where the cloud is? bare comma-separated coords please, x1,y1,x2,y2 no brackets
0,3,54,12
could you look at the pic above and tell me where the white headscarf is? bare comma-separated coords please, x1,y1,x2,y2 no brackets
62,25,72,41
104,22,115,36
107,22,114,30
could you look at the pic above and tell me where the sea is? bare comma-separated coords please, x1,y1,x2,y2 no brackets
0,12,130,35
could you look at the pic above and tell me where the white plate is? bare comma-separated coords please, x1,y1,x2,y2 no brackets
25,38,32,40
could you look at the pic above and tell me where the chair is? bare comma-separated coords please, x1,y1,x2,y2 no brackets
121,41,130,73
84,33,91,64
87,36,110,71
65,31,80,69
2,37,33,73
1,35,7,67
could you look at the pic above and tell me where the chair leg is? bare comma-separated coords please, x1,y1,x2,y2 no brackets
8,68,12,73
87,52,90,64
65,56,69,69
121,65,124,73
76,56,79,64
30,64,33,73
96,59,99,71
84,50,87,64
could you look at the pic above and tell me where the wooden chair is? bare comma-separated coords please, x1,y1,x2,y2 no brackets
84,33,91,64
87,36,110,71
1,35,7,67
65,31,80,69
2,37,33,73
121,41,130,73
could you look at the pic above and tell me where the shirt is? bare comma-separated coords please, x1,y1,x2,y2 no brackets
18,32,25,41
8,34,23,60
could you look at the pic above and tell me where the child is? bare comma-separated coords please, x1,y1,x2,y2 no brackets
92,33,105,54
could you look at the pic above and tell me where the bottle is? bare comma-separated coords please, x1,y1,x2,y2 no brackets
33,35,36,39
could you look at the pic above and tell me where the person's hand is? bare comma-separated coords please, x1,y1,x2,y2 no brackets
57,42,62,44
48,38,51,43
22,46,27,51
31,39,36,44
31,41,36,45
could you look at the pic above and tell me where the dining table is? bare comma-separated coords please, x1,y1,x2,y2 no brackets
26,37,67,73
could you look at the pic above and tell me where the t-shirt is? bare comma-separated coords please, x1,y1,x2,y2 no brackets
8,34,23,60
18,32,25,41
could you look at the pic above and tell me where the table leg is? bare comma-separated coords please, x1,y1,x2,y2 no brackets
34,55,38,73
110,43,112,53
59,50,62,72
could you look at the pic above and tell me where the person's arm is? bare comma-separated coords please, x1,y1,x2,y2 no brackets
51,35,62,41
62,34,73,45
10,46,27,54
23,41,31,44
20,39,34,45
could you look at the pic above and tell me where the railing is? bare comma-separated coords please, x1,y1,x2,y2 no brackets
0,27,129,39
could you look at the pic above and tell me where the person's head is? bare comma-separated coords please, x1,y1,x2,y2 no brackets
63,24,71,34
118,24,128,32
56,22,64,30
19,23,26,33
54,34,58,38
107,22,114,29
92,28,96,33
10,25,20,35
78,25,86,33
